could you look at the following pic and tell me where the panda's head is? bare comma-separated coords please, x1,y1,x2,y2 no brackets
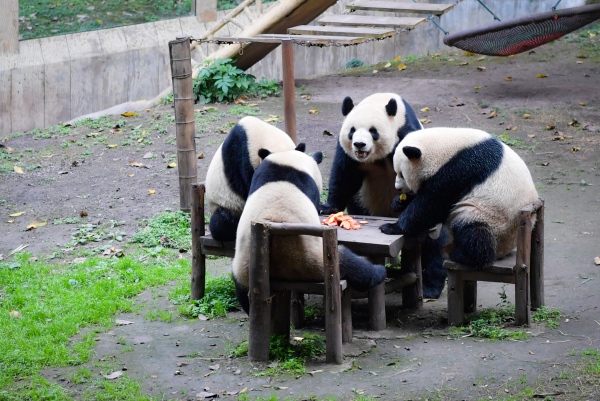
393,127,493,193
257,144,324,191
339,93,408,163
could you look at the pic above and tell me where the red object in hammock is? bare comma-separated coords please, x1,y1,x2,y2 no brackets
443,3,600,56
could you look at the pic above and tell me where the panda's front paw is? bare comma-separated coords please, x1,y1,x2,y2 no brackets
318,203,339,216
379,223,404,235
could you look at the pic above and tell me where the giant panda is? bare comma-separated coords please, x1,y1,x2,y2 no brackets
319,92,423,217
318,93,448,299
205,116,298,241
380,127,539,268
232,147,387,314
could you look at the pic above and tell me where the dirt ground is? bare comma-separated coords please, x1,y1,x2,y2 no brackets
1,30,599,400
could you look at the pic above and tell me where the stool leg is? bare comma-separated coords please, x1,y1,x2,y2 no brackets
342,288,352,343
515,264,530,326
447,271,465,326
290,290,305,329
400,242,423,309
530,201,544,310
272,291,291,338
464,280,477,314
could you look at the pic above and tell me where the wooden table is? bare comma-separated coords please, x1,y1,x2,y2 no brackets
190,183,424,331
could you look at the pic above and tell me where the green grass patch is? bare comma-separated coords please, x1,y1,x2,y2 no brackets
0,251,190,398
130,210,191,250
19,0,192,40
171,274,239,319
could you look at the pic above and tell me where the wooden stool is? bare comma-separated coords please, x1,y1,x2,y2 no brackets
248,221,350,364
444,199,544,327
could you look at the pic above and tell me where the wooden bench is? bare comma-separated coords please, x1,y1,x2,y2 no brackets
444,199,545,327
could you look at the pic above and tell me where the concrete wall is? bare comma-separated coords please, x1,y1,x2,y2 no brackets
0,0,588,135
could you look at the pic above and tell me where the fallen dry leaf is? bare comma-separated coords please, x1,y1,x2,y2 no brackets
264,116,280,123
394,55,402,61
14,165,24,174
121,111,138,117
107,144,118,149
569,119,580,127
474,86,481,90
523,113,531,119
384,62,392,68
167,162,177,169
464,51,475,56
506,77,513,81
419,118,432,124
323,130,332,136
197,152,205,159
129,160,145,168
528,134,536,138
308,109,319,114
579,102,587,106
110,128,123,134
9,211,25,217
104,371,124,380
476,66,486,71
477,56,486,61
420,107,430,112
397,63,406,71
594,256,600,265
572,147,580,152
546,124,556,130
148,189,156,195
115,319,134,326
488,110,497,119
9,310,22,319
536,73,548,78
372,69,378,74
26,219,47,231
458,62,469,66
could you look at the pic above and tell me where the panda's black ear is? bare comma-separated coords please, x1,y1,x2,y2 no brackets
258,148,271,160
312,151,323,165
386,98,398,117
295,142,306,153
342,97,354,116
403,146,422,160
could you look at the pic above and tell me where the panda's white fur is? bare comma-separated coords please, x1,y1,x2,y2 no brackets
321,92,423,217
383,127,539,266
233,150,324,289
233,148,387,313
204,116,296,241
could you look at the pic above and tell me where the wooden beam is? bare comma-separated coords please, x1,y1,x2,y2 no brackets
347,1,456,16
288,25,396,38
317,15,426,29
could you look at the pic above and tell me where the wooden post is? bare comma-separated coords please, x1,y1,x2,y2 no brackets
272,291,291,337
530,200,544,310
281,39,297,144
248,221,271,362
170,36,197,212
515,210,533,326
368,280,386,331
191,183,206,300
323,227,342,364
196,0,217,22
446,270,465,326
341,285,352,343
290,290,305,329
400,241,423,309
0,0,19,54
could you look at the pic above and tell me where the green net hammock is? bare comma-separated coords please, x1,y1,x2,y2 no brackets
443,3,600,56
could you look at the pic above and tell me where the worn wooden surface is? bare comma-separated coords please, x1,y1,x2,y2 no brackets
248,222,271,362
287,25,396,38
347,1,456,15
531,200,545,310
191,183,206,300
323,228,343,364
317,15,426,29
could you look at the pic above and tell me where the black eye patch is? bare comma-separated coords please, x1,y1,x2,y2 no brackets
369,127,379,140
349,127,356,140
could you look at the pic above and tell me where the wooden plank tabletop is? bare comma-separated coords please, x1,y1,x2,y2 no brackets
317,15,426,29
200,215,404,259
287,25,396,39
212,34,367,46
347,1,456,15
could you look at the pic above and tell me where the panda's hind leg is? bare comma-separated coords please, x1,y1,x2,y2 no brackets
338,246,387,291
449,220,496,269
209,207,240,241
421,229,448,299
232,275,250,315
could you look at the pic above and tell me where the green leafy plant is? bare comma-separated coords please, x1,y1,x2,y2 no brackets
130,210,191,250
193,58,280,104
345,58,365,69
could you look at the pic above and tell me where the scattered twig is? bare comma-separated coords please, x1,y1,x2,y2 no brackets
381,366,415,379
8,244,29,257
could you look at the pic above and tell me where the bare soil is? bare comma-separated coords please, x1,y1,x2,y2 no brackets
1,32,600,400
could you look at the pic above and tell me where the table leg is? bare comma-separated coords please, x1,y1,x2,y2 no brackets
401,241,423,309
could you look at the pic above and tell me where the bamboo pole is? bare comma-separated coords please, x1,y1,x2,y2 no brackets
170,36,198,212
